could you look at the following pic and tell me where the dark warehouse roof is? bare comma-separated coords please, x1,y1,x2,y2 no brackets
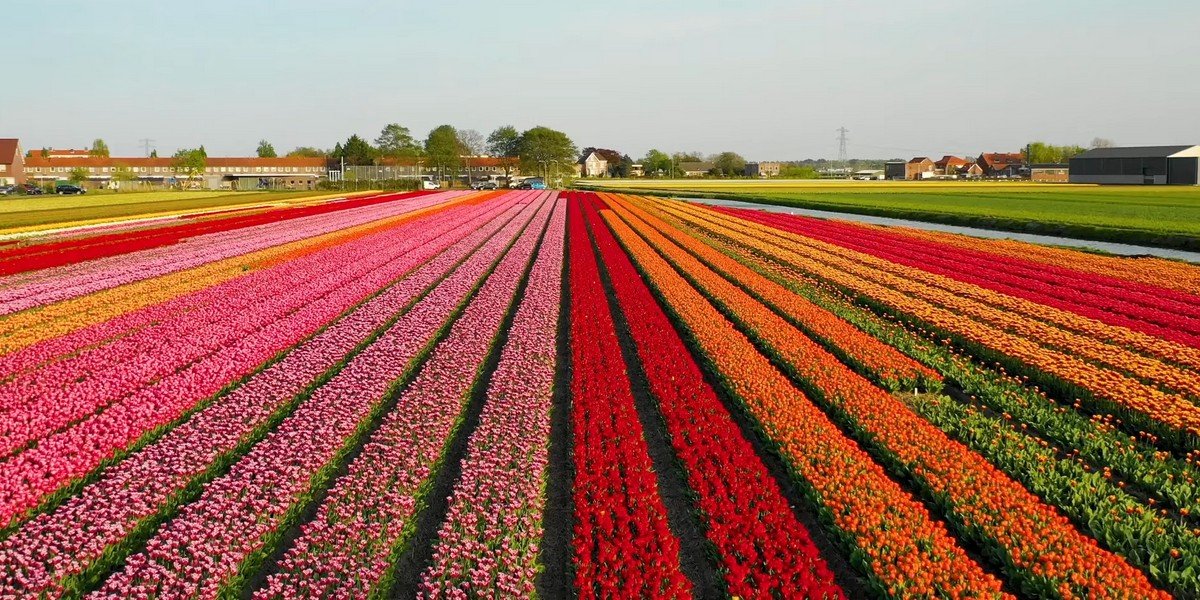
1073,145,1198,159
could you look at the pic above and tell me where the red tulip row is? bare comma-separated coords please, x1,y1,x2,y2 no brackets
567,199,691,600
256,196,558,599
719,207,1200,347
0,190,432,277
418,200,566,598
87,197,548,600
609,195,1170,598
719,206,1200,316
591,200,1006,597
579,194,843,598
611,193,938,390
0,196,527,597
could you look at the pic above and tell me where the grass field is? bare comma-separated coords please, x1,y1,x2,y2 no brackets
0,190,351,232
577,179,1200,249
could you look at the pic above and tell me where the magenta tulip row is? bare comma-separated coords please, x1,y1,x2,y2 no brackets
255,197,558,600
0,197,524,528
0,197,530,597
0,198,494,459
0,192,460,318
90,196,549,600
418,200,566,599
0,193,460,379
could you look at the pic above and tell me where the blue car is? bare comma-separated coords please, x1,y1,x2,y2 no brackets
529,179,547,190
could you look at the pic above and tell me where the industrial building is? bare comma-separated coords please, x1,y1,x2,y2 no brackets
1069,145,1200,185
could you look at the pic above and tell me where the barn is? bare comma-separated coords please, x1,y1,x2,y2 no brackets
1069,145,1200,185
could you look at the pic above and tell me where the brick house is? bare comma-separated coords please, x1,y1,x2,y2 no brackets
905,157,936,180
578,148,624,177
22,154,330,190
0,139,24,185
934,155,970,175
745,161,782,177
977,152,1026,177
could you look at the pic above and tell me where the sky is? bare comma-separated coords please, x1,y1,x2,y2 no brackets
3,0,1199,161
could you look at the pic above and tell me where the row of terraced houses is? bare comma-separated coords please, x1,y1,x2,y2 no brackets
0,139,519,190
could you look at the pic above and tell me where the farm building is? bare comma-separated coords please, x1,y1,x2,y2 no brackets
884,160,906,180
1069,145,1200,185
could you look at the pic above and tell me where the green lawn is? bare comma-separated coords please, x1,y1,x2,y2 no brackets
0,190,326,231
579,179,1200,249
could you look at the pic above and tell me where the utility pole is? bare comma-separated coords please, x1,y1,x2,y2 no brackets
139,138,156,157
836,127,849,177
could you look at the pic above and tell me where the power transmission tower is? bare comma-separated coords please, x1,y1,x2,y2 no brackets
836,127,849,176
139,138,156,157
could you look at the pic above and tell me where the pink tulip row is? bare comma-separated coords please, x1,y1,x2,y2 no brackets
0,196,530,597
0,197,495,461
0,198,527,527
0,193,458,375
0,198,492,458
90,195,550,600
0,193,455,384
0,191,457,317
418,199,566,598
253,196,559,600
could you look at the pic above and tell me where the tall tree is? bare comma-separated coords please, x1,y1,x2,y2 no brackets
375,124,422,158
256,140,278,158
286,146,329,158
172,148,207,182
487,125,521,179
711,151,747,177
1091,137,1115,149
149,149,158,158
457,129,486,182
517,126,576,181
89,139,110,158
1026,142,1086,164
198,145,208,158
332,135,378,166
424,125,461,184
672,151,704,163
641,149,673,177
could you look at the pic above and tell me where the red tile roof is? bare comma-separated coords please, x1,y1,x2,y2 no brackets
935,155,969,169
22,155,329,168
978,152,1025,171
907,156,933,164
0,139,19,165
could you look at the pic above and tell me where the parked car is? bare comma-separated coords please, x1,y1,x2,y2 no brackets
420,179,440,190
0,185,16,196
470,180,498,190
55,184,86,195
22,183,45,195
528,179,547,190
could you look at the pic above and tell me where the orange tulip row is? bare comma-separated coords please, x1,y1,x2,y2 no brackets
592,205,1008,598
597,193,937,390
599,194,1171,599
873,222,1200,296
0,197,465,358
663,200,1200,379
655,200,1200,439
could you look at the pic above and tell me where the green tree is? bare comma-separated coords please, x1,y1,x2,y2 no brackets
424,125,461,185
89,139,110,158
112,164,136,191
375,124,422,158
487,125,521,179
1026,142,1087,164
68,167,89,186
672,151,703,163
256,140,278,158
286,146,329,158
517,126,576,181
642,149,673,177
711,151,747,177
172,148,207,183
198,145,208,158
332,135,378,165
149,149,158,158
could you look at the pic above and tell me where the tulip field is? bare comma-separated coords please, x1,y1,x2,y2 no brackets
1,188,1199,599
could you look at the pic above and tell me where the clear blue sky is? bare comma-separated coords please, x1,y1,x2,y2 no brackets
3,0,1198,160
